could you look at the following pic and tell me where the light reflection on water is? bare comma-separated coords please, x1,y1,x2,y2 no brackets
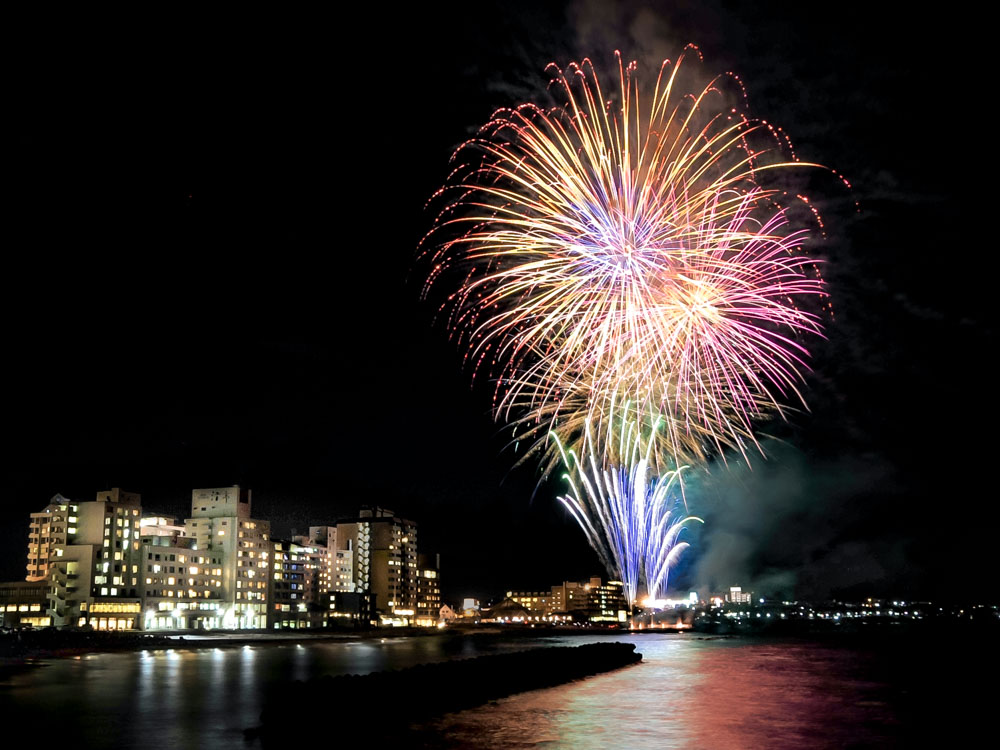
0,635,553,748
0,633,927,748
424,634,900,749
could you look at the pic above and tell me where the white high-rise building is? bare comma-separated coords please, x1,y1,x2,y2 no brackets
185,486,270,629
26,489,144,629
139,515,226,630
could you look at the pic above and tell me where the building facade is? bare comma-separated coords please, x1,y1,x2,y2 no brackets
27,489,145,629
335,507,418,625
185,487,270,629
18,490,439,631
0,581,50,628
268,538,325,629
139,515,225,630
415,553,441,627
504,578,628,624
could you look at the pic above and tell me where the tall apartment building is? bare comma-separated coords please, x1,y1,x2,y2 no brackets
268,537,326,629
294,526,337,603
415,553,441,627
26,494,74,582
27,489,145,629
185,486,270,629
296,525,373,624
139,515,225,630
335,507,418,625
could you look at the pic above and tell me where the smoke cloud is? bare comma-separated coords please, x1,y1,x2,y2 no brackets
684,444,902,600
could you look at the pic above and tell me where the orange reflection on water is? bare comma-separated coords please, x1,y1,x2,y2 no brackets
427,635,898,749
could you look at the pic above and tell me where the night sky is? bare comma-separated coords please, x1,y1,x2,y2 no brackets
6,2,994,604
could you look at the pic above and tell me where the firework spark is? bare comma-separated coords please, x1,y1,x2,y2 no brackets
553,413,702,607
422,48,828,466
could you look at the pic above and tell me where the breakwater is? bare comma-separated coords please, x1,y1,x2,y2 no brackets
248,640,642,743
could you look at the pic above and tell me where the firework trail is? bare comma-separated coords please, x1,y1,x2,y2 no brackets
553,409,702,607
422,48,828,468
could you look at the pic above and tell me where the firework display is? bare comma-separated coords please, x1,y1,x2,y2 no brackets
553,412,702,606
423,48,826,465
423,48,828,607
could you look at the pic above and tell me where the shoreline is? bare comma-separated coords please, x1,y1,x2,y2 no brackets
0,625,667,668
5,616,992,670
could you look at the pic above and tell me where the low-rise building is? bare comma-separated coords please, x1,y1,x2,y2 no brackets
0,581,50,628
505,578,627,624
505,590,554,616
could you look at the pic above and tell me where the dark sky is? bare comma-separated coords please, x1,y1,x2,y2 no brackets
5,2,994,603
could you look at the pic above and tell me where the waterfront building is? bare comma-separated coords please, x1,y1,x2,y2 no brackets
268,538,324,629
505,578,627,624
295,525,371,625
331,544,353,592
505,590,555,616
581,578,628,623
0,581,50,628
482,598,531,622
25,489,145,629
728,586,752,604
19,490,438,631
184,487,270,629
415,553,441,627
294,526,335,605
438,603,458,624
25,494,74,582
138,515,225,630
81,489,145,630
335,507,418,625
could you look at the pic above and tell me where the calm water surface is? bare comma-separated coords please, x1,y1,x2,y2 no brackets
0,631,983,748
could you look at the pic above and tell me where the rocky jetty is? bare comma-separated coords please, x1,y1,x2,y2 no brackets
248,641,641,743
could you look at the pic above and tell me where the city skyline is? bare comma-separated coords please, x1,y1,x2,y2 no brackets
9,485,449,630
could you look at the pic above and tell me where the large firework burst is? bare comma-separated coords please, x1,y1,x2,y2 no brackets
422,48,827,467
